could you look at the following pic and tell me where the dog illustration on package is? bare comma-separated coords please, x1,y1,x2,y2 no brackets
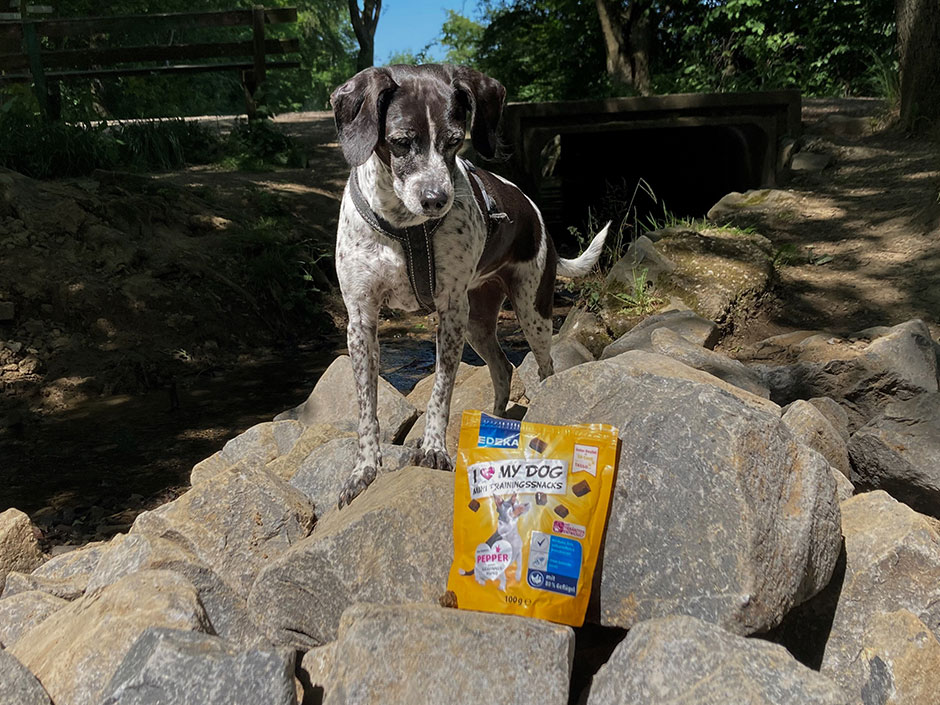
458,493,529,591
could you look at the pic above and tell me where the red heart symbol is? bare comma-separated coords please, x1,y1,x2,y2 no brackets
481,466,494,479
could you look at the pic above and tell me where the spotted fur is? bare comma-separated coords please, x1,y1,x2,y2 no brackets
331,64,609,508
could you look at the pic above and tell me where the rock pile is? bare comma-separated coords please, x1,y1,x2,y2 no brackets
2,312,939,704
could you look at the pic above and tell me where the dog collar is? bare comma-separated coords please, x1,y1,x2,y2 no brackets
348,168,442,313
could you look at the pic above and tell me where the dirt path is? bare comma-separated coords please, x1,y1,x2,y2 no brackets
720,99,940,348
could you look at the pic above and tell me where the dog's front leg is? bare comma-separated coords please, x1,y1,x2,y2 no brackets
338,302,383,508
418,297,469,471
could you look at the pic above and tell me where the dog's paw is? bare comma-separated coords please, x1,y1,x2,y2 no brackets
337,466,378,509
418,447,455,472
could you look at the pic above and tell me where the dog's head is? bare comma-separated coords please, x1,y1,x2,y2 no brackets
331,64,506,219
493,492,529,528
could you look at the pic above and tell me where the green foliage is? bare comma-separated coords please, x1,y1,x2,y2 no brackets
112,119,221,170
654,0,897,96
385,49,428,66
0,88,302,177
475,0,611,101
226,214,330,332
220,118,305,171
440,10,485,67
458,0,896,101
0,88,223,178
611,266,662,316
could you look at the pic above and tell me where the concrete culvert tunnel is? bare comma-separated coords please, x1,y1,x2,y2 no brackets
556,123,770,242
497,91,800,253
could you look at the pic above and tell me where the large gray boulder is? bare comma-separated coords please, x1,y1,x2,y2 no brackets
516,337,594,399
132,466,314,599
248,467,453,648
9,570,211,705
263,423,357,483
757,320,939,430
807,397,851,441
0,591,67,647
0,649,52,705
605,234,677,289
587,615,848,705
648,227,774,323
84,533,258,646
1,571,86,601
809,491,940,697
28,541,108,585
99,627,296,705
219,421,294,472
2,542,108,601
706,188,802,226
841,609,940,705
848,392,940,517
191,419,310,485
526,353,840,635
289,437,417,511
558,306,611,358
649,326,769,397
276,355,418,443
600,309,718,360
406,361,480,412
783,400,852,479
306,603,574,705
605,350,779,415
0,508,44,588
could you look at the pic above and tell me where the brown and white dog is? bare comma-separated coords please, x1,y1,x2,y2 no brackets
331,64,608,507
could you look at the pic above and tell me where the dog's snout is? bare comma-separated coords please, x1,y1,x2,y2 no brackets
421,187,449,212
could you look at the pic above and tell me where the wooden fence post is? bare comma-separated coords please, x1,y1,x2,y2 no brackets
22,19,53,119
241,5,266,119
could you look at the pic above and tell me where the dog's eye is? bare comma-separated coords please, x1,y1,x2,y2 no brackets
390,137,412,150
446,135,463,149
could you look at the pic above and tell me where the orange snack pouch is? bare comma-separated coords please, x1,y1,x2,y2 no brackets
447,410,619,626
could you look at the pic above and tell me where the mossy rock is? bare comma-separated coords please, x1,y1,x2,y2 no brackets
653,228,774,323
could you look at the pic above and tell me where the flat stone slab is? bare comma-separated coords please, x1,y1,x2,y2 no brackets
249,467,453,648
601,310,719,360
100,627,295,705
307,604,574,705
587,615,848,705
10,570,210,705
276,355,418,443
848,392,940,517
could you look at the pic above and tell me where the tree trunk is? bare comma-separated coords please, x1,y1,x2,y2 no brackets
348,0,381,71
896,0,940,130
594,0,652,95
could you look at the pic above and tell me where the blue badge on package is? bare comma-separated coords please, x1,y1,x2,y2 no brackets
477,413,520,448
527,531,582,596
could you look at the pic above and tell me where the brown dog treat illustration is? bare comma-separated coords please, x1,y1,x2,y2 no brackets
468,499,480,512
572,480,591,497
554,504,570,518
535,492,548,506
528,437,548,453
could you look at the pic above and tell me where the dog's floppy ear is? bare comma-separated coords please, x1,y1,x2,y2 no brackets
331,67,398,167
452,66,506,159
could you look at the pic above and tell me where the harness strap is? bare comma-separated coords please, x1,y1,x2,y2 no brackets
460,157,511,239
348,169,440,313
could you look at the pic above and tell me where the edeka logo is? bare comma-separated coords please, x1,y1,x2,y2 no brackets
477,413,520,448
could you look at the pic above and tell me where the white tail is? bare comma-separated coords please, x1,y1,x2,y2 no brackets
557,222,610,278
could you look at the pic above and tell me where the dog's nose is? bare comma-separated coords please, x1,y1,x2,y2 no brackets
421,188,448,212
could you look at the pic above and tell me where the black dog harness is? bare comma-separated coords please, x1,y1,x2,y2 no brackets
347,158,507,313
